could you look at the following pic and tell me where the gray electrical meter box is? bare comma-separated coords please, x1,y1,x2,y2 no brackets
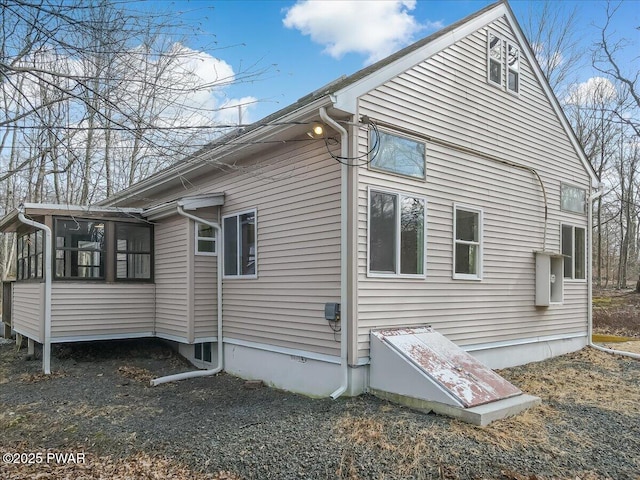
324,302,340,321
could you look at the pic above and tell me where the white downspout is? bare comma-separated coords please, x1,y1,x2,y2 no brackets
587,186,640,360
320,106,349,399
150,204,224,385
17,210,52,374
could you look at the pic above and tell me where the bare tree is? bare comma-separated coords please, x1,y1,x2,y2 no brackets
523,0,584,96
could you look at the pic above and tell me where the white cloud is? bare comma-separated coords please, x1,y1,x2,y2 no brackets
283,0,433,65
565,77,617,106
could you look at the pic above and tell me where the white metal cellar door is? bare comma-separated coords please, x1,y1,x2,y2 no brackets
370,326,522,408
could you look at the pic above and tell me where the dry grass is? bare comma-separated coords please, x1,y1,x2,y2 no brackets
117,365,155,383
0,449,242,480
601,340,640,354
18,371,68,383
502,348,640,415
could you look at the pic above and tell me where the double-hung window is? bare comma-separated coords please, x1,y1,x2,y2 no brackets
195,222,216,255
453,205,483,280
368,188,426,277
507,42,520,94
488,32,503,86
561,224,586,280
223,210,256,278
55,219,105,279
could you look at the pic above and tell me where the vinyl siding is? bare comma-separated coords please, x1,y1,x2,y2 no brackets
12,282,44,342
154,215,190,341
192,208,218,341
143,140,342,356
50,283,155,338
355,18,590,359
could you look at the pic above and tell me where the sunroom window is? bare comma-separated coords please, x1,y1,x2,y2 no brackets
55,219,105,279
368,189,426,277
116,223,152,280
453,206,483,280
562,224,586,280
16,231,43,280
370,130,426,179
223,210,256,278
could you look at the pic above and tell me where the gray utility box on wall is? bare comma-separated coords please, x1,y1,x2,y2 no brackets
534,251,564,306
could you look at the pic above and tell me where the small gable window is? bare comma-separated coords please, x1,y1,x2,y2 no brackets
507,43,520,93
370,130,426,180
488,32,503,86
487,32,521,94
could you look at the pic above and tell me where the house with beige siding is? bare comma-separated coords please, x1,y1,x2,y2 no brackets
0,1,599,423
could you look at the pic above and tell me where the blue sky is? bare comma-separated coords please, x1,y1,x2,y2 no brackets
139,0,639,123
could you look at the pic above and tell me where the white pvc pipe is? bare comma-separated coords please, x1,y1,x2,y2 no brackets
17,211,52,374
150,205,224,385
587,187,640,360
320,107,350,399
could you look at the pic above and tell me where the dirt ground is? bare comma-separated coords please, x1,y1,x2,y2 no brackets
0,291,639,480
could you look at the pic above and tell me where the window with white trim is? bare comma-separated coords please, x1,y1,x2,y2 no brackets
487,32,521,94
368,189,426,277
560,183,586,214
507,42,520,93
561,224,586,280
453,206,483,280
370,130,426,179
195,222,216,255
223,210,256,277
488,32,503,86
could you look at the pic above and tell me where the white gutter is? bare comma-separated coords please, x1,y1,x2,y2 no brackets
17,210,52,374
587,186,640,360
150,204,224,385
320,107,349,399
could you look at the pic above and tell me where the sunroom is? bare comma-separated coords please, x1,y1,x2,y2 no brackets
0,203,156,372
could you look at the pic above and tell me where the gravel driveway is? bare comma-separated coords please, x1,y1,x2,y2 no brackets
1,339,639,479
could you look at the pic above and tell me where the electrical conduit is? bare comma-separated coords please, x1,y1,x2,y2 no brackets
320,107,350,399
150,204,224,385
17,209,52,374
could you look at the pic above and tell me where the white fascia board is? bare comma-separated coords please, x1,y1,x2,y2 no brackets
332,4,508,114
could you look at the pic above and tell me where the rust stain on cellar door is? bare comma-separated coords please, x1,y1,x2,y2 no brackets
373,326,522,408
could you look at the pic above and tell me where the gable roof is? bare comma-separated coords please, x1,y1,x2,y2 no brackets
103,0,597,207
